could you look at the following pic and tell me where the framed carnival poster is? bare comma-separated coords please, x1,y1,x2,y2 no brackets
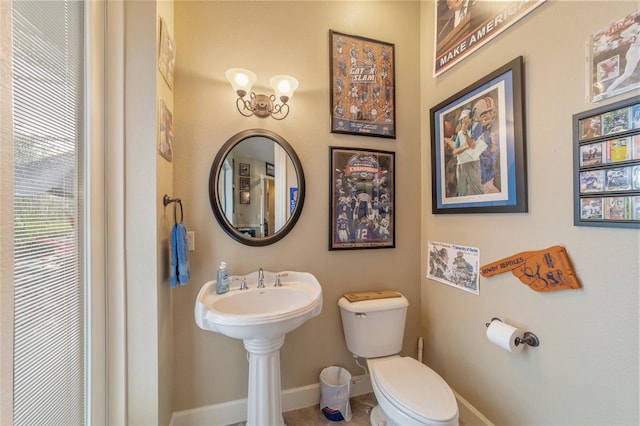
329,30,396,138
430,57,528,214
329,147,395,250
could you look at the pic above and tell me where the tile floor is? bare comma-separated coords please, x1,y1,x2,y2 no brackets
227,392,378,426
228,392,466,425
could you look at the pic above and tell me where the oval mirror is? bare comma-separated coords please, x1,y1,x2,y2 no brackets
209,129,305,246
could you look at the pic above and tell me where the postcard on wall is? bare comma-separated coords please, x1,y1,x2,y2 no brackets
158,17,176,90
427,241,480,295
433,0,545,77
158,99,173,162
589,11,640,103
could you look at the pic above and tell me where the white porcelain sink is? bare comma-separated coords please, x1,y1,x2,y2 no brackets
194,270,323,426
195,270,322,340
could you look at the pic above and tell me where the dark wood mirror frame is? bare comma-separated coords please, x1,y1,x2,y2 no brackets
208,129,306,246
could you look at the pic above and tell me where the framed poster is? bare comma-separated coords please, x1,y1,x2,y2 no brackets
589,11,640,103
329,147,395,250
573,95,640,228
239,177,250,191
158,17,176,90
239,191,251,205
329,30,396,138
430,56,527,214
239,163,250,177
266,162,275,177
158,98,173,162
434,0,545,77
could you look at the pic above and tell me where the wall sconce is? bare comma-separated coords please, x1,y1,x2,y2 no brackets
225,68,298,120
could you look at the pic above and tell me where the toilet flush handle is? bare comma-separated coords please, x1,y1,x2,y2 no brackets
355,313,367,319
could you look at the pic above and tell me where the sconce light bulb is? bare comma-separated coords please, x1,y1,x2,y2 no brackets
234,73,250,88
275,79,291,94
225,68,257,97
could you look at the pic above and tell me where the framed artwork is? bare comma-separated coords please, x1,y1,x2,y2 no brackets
329,147,395,250
158,98,173,162
573,95,640,228
266,162,275,177
329,30,396,138
239,163,250,177
158,17,175,90
433,0,545,77
239,191,251,205
588,11,640,103
239,177,250,191
430,56,527,214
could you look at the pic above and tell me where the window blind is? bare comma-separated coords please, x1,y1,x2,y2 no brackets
12,0,85,424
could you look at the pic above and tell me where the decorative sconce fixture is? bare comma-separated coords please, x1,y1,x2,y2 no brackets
225,68,298,120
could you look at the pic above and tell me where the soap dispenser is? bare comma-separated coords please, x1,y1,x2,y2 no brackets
216,262,230,294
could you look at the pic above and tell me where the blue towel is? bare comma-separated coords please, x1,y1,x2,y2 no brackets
170,222,191,287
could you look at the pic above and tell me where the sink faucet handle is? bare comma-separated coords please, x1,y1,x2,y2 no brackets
233,276,248,290
274,272,288,287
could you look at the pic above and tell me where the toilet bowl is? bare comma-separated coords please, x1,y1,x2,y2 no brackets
368,356,458,426
338,293,459,426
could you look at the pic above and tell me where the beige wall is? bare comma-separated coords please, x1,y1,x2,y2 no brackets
172,0,422,412
420,1,639,425
166,1,639,425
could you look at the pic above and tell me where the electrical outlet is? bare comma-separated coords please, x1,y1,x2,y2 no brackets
187,231,195,251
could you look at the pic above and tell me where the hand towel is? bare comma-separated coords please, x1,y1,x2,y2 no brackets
170,222,191,287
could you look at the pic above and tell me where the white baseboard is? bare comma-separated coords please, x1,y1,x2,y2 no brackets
170,376,492,426
452,389,495,426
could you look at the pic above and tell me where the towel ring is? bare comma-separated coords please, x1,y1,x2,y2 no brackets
163,195,183,224
174,200,183,224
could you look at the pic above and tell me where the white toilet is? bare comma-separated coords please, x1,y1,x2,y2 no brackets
338,293,459,426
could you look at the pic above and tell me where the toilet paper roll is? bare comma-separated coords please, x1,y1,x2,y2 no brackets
486,319,524,353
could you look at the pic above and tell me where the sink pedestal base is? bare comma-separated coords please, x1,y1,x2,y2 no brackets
243,335,286,426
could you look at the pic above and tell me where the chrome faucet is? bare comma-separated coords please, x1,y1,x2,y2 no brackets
257,268,265,288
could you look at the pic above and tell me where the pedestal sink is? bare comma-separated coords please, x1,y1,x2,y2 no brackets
195,270,323,426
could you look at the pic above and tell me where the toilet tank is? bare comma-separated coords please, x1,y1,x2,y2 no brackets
338,294,409,358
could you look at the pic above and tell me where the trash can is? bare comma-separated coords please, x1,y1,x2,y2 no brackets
319,366,352,422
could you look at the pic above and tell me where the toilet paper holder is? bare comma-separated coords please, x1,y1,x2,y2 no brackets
485,317,540,348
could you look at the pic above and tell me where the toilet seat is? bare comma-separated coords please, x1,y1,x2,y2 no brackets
369,357,458,425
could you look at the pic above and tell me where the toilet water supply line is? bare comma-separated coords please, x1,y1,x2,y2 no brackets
351,355,368,384
418,336,423,363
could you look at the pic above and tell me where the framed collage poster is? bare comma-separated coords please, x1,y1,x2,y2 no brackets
573,95,640,228
329,147,395,250
329,30,396,138
430,56,527,214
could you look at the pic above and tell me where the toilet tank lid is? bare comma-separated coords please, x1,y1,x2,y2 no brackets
338,294,408,313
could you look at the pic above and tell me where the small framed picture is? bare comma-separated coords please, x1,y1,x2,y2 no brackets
239,177,250,191
239,163,250,177
158,98,173,162
158,17,175,90
266,162,275,177
239,191,250,205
